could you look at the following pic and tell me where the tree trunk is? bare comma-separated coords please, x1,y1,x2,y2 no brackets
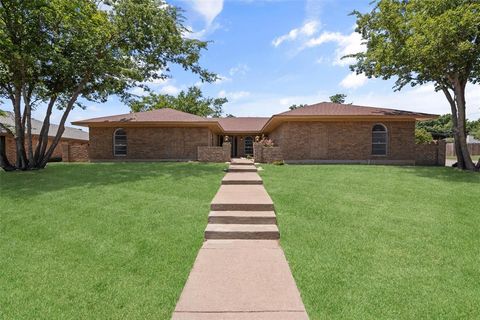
442,87,465,168
453,81,475,171
33,96,56,164
23,89,34,167
12,87,28,170
37,78,89,168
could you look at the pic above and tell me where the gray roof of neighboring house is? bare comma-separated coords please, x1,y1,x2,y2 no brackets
0,111,89,141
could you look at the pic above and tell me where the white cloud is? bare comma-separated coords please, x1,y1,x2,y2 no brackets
160,85,181,95
214,75,232,84
305,31,365,66
340,72,368,89
191,0,223,26
218,90,251,101
272,20,319,47
229,64,250,76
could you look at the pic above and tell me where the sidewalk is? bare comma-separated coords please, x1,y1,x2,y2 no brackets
172,159,308,320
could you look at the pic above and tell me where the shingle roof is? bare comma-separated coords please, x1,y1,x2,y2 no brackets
73,108,209,124
217,117,269,133
0,111,89,141
277,102,436,118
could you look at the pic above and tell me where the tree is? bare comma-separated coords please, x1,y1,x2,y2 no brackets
128,86,228,117
329,94,347,104
289,104,307,110
348,0,480,171
415,128,433,144
0,0,216,171
416,114,454,139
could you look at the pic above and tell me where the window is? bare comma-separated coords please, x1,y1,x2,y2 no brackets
244,136,254,156
372,124,387,156
114,128,127,156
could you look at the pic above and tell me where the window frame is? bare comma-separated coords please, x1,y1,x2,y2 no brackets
244,136,254,156
371,124,388,156
113,128,127,157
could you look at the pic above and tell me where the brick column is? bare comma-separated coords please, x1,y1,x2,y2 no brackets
222,142,231,162
253,142,263,163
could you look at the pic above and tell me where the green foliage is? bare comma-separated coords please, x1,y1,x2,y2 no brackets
416,114,480,138
349,0,480,90
329,93,347,104
416,114,453,138
0,0,217,169
128,86,228,117
415,128,433,144
289,104,307,110
473,128,480,140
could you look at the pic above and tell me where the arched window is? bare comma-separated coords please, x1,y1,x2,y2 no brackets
244,136,254,156
372,124,387,156
114,128,127,156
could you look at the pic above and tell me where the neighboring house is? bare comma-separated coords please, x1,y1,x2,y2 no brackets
0,111,89,163
467,135,480,144
73,102,443,165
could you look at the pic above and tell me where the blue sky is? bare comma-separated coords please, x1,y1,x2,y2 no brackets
9,0,480,126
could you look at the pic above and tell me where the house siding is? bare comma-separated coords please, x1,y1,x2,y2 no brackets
268,121,416,162
89,127,211,160
2,135,87,163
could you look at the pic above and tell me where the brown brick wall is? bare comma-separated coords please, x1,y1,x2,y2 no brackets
198,142,231,162
61,142,89,162
415,141,446,166
89,126,211,160
268,121,416,162
2,135,86,163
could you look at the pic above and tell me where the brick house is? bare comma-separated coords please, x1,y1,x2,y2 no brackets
0,111,89,163
73,102,445,165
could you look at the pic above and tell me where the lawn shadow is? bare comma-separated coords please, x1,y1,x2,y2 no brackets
0,162,227,198
396,165,480,185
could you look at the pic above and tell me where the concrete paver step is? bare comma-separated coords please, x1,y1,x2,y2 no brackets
172,240,308,319
230,158,254,166
209,211,277,224
211,185,274,211
222,172,263,185
228,164,257,172
205,224,280,240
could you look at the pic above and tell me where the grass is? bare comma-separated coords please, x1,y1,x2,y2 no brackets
0,162,225,320
260,165,480,320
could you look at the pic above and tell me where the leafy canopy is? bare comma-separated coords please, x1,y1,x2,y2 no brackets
128,86,228,117
349,0,480,90
329,94,347,104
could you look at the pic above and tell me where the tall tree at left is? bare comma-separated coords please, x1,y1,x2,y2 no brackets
0,0,216,171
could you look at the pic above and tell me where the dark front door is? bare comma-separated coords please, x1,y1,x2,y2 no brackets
231,136,238,157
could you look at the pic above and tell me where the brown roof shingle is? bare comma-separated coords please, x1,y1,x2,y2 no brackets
277,102,436,118
217,117,269,133
73,108,209,124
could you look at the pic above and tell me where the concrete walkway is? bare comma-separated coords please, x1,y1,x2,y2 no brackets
172,159,308,320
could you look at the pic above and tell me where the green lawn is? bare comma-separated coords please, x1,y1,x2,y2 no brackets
0,162,225,320
260,165,480,320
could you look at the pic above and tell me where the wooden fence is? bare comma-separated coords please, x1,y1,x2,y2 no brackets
446,143,480,157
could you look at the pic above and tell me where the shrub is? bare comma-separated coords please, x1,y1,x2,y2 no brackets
260,138,275,147
415,128,433,144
